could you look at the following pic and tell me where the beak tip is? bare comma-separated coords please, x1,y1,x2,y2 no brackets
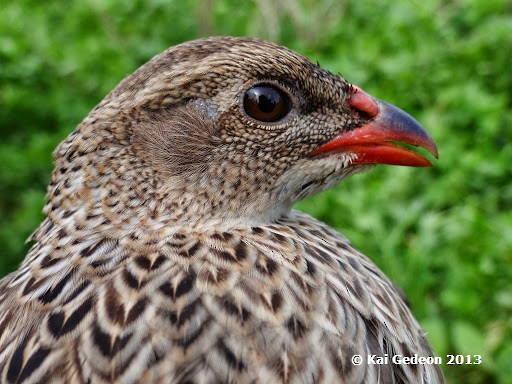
431,146,439,159
377,100,438,161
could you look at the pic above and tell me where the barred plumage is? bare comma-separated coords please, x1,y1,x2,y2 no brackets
0,37,443,383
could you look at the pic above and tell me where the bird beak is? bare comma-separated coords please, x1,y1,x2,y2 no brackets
310,86,438,167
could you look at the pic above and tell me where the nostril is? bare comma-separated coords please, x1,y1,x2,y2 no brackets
348,86,379,118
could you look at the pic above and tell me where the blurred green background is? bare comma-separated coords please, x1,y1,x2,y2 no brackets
1,0,511,382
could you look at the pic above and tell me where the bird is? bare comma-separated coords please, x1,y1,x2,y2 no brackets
0,37,443,384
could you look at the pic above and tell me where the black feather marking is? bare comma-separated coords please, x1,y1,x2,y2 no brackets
6,334,29,383
39,271,73,303
218,339,246,371
61,297,93,334
174,274,195,299
126,297,148,324
17,347,50,383
93,325,112,356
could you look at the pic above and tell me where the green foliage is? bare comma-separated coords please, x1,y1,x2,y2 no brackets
0,1,510,382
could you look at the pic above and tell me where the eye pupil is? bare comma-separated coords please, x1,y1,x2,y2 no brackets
244,84,291,122
258,93,277,113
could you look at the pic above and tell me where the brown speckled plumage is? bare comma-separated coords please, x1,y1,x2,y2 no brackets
0,37,443,383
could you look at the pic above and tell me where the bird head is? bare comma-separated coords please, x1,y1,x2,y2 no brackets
47,37,437,232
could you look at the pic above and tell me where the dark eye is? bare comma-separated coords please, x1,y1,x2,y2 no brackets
243,84,291,122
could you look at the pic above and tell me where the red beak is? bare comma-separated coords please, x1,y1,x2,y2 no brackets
310,86,438,167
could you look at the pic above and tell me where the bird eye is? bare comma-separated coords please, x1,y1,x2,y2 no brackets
243,84,291,122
